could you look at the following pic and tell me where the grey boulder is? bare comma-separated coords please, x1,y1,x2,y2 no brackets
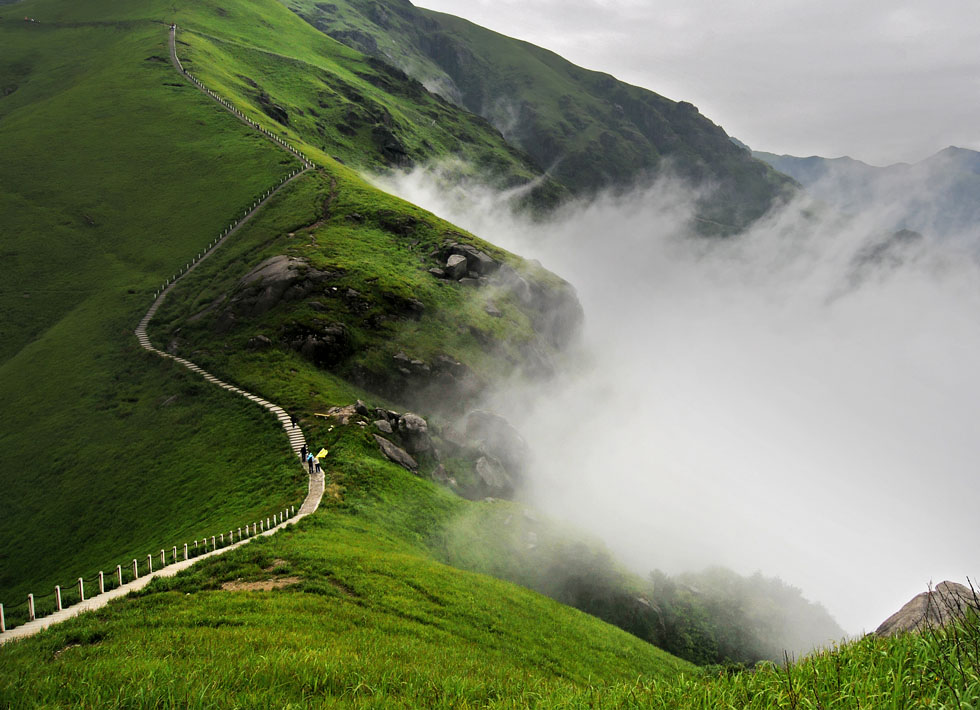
374,435,418,472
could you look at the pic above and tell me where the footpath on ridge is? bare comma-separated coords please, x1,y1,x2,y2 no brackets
0,25,324,646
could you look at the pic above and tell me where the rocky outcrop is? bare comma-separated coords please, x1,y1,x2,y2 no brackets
465,410,530,478
228,256,334,319
875,581,979,637
373,434,418,472
285,321,351,368
445,254,468,280
397,412,430,454
431,239,499,282
474,455,513,497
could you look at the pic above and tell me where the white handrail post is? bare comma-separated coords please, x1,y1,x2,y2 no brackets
291,505,295,515
116,564,122,587
55,585,62,612
147,554,153,574
172,546,178,563
0,603,5,633
78,577,85,603
160,549,166,567
211,535,216,550
132,558,139,580
99,571,105,595
238,527,242,540
183,543,189,561
27,594,35,621
219,533,224,545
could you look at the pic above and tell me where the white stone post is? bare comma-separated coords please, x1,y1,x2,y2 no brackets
238,527,242,540
211,535,216,549
184,543,189,560
116,565,123,587
291,505,295,515
147,554,153,574
1,603,5,633
266,517,270,529
55,585,62,612
99,571,105,595
27,594,35,621
219,533,224,545
132,558,139,580
160,549,166,566
172,546,178,563
260,520,264,532
78,577,85,602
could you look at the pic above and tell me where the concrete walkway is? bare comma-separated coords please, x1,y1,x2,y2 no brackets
0,26,322,646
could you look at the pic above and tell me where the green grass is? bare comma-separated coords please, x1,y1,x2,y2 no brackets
0,0,566,624
0,17,306,618
147,162,563,419
1,429,977,706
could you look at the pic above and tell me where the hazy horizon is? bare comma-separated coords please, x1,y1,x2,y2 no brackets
420,0,980,167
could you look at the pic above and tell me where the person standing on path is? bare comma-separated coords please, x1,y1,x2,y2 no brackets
313,455,322,475
306,452,315,476
300,443,307,462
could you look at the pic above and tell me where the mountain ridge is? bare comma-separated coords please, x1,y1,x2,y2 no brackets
284,0,796,232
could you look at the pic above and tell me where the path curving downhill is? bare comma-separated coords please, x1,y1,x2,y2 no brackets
0,25,323,646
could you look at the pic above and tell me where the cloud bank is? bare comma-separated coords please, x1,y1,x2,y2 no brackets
377,166,980,634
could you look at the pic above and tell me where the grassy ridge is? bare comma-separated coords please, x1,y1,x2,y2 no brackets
1,420,977,706
284,0,795,231
0,0,560,617
0,424,697,706
0,17,305,615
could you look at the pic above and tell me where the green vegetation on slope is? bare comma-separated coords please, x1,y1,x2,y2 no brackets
0,0,571,619
1,416,977,707
0,17,306,620
284,0,796,232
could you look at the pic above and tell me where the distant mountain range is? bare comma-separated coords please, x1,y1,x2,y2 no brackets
751,145,980,238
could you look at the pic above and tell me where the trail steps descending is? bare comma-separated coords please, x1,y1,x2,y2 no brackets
0,25,322,645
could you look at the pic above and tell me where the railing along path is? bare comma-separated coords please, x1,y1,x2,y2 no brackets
0,25,323,645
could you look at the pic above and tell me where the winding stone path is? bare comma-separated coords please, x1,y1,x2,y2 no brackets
0,26,322,646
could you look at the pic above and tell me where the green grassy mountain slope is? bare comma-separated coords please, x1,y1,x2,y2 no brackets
0,16,306,619
0,0,573,624
284,0,796,232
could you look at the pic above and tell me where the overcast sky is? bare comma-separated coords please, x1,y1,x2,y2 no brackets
419,0,980,166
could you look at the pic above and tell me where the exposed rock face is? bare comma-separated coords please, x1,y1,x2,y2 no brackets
465,410,530,477
374,419,393,434
475,455,513,498
373,434,418,472
445,254,468,280
447,242,498,275
286,322,351,368
230,256,334,319
397,412,431,454
875,581,979,637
